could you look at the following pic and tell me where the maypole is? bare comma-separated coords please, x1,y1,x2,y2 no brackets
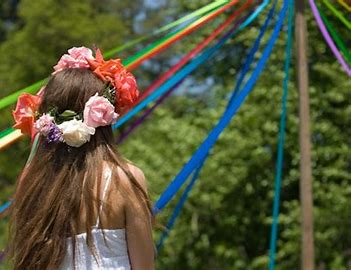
295,0,314,269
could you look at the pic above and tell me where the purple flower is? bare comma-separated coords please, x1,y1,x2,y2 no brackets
34,114,54,136
46,124,63,143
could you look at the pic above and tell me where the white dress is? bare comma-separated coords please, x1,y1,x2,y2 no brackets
59,167,131,270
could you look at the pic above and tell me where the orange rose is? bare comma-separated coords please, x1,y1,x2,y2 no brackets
93,59,124,83
87,48,104,70
113,70,139,113
88,48,139,113
12,93,41,136
88,49,124,82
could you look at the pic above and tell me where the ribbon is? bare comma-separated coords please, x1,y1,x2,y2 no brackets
268,0,294,268
0,128,15,139
321,0,351,29
137,0,254,103
156,160,205,252
155,0,271,252
153,0,289,214
337,0,351,12
318,6,351,64
125,0,241,70
309,0,351,76
0,201,11,214
0,130,22,150
104,0,230,58
227,0,276,105
117,1,256,143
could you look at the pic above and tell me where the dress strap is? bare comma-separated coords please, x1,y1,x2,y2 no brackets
95,166,113,228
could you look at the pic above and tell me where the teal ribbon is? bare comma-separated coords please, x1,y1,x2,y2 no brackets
268,0,294,269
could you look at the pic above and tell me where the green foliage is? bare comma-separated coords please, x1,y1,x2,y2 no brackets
0,0,136,190
0,1,350,269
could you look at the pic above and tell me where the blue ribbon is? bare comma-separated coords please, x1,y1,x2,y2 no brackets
154,0,289,214
156,160,205,252
268,0,294,269
0,201,11,214
227,0,275,105
155,0,273,250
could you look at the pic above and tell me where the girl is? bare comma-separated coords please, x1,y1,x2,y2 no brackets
9,47,155,269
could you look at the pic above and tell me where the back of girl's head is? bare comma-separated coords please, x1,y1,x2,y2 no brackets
41,68,104,114
38,69,116,167
28,69,116,177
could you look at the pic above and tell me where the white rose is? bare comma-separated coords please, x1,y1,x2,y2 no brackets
58,119,95,147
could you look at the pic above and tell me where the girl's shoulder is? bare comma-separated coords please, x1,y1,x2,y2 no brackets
106,161,148,195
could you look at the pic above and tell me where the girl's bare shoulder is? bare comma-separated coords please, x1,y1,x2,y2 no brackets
108,162,148,194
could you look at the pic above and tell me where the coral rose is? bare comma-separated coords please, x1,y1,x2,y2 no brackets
13,93,41,136
93,59,124,83
114,70,139,112
87,48,139,112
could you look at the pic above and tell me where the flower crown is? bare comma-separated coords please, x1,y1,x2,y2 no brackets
13,46,139,147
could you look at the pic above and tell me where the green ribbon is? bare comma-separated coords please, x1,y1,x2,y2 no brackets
0,79,47,111
319,7,351,65
322,0,351,29
0,127,15,138
105,0,229,58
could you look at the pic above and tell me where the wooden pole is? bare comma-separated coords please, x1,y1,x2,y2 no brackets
295,0,315,269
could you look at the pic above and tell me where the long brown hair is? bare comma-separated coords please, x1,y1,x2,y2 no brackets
8,68,152,269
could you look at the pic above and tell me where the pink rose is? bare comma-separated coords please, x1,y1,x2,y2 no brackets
68,47,93,60
83,93,119,128
53,47,94,74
